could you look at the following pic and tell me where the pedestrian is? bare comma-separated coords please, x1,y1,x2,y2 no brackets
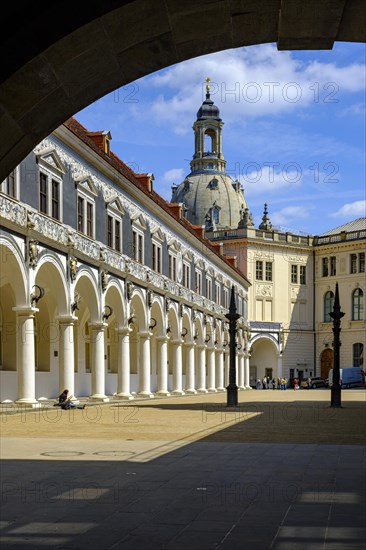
57,389,86,410
307,377,311,390
272,377,276,390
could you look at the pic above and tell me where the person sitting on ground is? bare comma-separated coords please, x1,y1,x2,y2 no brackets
58,389,86,410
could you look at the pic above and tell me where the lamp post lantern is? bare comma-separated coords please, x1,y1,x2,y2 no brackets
329,282,344,408
226,285,240,407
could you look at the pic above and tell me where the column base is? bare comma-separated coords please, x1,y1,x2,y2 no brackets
89,394,110,402
208,388,217,393
137,391,154,398
238,386,245,391
216,387,226,392
184,389,197,394
114,393,134,400
245,385,253,390
15,399,42,408
197,389,208,394
156,390,171,397
171,390,185,396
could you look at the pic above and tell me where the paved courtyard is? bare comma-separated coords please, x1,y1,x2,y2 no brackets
1,389,365,549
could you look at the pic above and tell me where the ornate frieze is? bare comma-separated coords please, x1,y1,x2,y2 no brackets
0,195,27,226
256,283,273,297
28,212,68,245
72,232,100,259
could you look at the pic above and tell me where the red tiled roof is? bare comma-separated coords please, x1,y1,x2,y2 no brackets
63,117,250,286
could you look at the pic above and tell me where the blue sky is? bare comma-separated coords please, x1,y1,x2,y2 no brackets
75,42,366,236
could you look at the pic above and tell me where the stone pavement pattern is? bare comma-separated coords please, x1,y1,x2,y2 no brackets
1,390,365,549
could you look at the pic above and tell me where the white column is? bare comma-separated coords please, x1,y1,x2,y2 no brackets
185,343,196,394
58,317,75,397
238,353,245,390
156,337,170,396
138,332,153,397
172,339,184,395
89,323,109,402
197,344,207,393
14,308,39,406
277,354,283,378
244,353,251,389
216,349,225,391
207,347,216,392
116,328,133,399
224,350,230,387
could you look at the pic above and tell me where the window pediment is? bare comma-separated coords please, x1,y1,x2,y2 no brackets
131,212,147,229
168,240,181,254
36,148,66,175
75,175,98,196
151,227,164,242
107,196,125,215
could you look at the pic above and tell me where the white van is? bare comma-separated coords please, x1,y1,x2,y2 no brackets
328,367,364,389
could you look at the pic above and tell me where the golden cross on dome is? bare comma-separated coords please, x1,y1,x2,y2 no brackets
205,76,211,92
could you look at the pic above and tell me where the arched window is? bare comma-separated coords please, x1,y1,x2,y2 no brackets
353,343,364,368
352,288,364,320
213,206,220,224
323,291,334,322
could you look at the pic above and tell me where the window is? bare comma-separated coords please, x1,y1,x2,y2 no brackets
76,178,97,237
212,206,220,224
330,256,336,276
352,288,364,321
291,265,298,284
107,214,122,252
195,270,202,294
51,179,60,220
256,261,263,280
322,257,328,277
152,242,162,273
132,230,144,263
265,262,272,282
39,172,48,214
300,265,306,284
323,291,334,322
350,254,357,274
1,168,18,198
224,288,229,309
215,282,220,304
353,343,364,368
183,262,190,288
39,170,62,220
206,277,212,300
169,253,177,281
360,253,365,273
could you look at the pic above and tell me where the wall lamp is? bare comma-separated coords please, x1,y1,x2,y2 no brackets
149,318,157,330
166,324,171,335
31,285,44,306
223,340,228,347
71,293,81,313
181,327,188,338
103,305,113,321
205,335,211,343
194,331,199,340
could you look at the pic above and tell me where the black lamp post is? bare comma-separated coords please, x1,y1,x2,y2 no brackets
329,282,344,408
226,285,240,407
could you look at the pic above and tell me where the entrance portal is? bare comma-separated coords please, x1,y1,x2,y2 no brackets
321,348,333,379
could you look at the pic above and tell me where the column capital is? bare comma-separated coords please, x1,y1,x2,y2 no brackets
138,331,151,339
117,326,132,335
57,315,77,324
12,306,38,316
89,322,108,331
171,339,183,346
156,336,169,343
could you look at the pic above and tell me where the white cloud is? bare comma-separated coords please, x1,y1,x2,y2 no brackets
330,200,366,218
161,168,184,185
270,206,311,227
145,44,366,128
337,102,366,118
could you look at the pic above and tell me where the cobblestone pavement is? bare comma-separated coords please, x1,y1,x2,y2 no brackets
1,390,365,549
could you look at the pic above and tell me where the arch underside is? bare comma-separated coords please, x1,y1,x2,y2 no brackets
0,0,364,181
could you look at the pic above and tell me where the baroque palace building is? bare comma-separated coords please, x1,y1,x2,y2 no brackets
0,118,251,405
172,83,365,387
0,89,365,404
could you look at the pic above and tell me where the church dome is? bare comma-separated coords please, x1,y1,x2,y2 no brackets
172,173,248,230
197,94,221,120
